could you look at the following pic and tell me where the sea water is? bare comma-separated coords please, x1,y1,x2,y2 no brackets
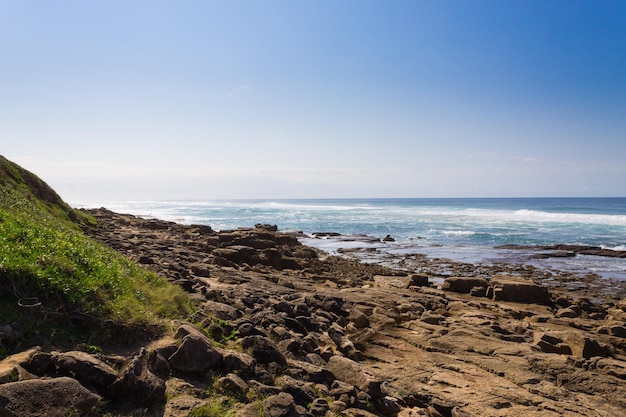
75,198,626,280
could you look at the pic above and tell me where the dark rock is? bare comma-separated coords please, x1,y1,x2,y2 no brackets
0,377,100,417
204,300,241,320
442,277,488,294
410,273,430,287
52,351,118,389
263,392,299,417
216,373,249,397
348,309,370,329
248,380,282,397
490,275,551,305
286,359,335,385
168,334,223,373
109,348,166,405
610,325,626,338
221,350,256,376
240,336,287,366
279,375,317,407
532,332,572,355
310,398,331,416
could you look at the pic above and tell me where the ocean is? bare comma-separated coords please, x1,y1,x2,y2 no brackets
75,198,626,281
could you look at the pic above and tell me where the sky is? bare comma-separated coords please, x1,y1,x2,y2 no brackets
1,0,625,201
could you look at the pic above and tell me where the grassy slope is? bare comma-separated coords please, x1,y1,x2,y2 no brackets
0,156,190,351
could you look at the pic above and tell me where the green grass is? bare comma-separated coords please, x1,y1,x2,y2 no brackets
0,156,191,350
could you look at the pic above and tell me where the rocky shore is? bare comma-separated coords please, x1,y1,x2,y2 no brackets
1,208,625,416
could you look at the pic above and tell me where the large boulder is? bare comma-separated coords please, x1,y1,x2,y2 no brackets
0,377,99,417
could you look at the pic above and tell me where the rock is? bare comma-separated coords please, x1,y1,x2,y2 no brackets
442,277,488,294
328,325,360,359
532,332,572,355
421,311,447,326
248,380,282,397
409,274,430,287
375,396,402,416
279,375,317,407
169,334,223,373
51,350,118,389
108,348,166,405
286,359,335,385
0,377,99,417
609,325,626,338
213,245,258,264
490,275,551,305
221,350,256,376
326,355,385,398
204,300,241,320
216,373,249,397
556,307,579,318
263,392,299,417
240,336,287,366
0,348,39,383
562,332,612,358
309,397,331,416
348,309,370,329
190,263,211,277
374,275,416,289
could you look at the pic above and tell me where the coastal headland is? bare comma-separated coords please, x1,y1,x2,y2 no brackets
1,196,626,415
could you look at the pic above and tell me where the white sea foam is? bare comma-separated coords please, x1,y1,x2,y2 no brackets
441,230,476,237
512,209,626,226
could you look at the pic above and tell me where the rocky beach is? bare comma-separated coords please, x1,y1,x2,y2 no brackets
2,206,623,416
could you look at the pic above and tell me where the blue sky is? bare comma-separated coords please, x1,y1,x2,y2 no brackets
1,0,625,200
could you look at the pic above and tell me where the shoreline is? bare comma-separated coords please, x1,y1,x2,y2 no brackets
300,233,626,301
77,207,626,416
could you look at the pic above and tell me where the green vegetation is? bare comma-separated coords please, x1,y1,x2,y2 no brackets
0,156,191,350
190,401,237,417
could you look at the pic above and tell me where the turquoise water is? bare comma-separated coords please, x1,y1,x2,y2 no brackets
76,198,626,279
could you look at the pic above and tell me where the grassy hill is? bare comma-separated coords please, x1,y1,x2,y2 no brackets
0,156,190,351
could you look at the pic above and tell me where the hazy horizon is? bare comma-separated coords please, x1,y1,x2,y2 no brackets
2,1,625,201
